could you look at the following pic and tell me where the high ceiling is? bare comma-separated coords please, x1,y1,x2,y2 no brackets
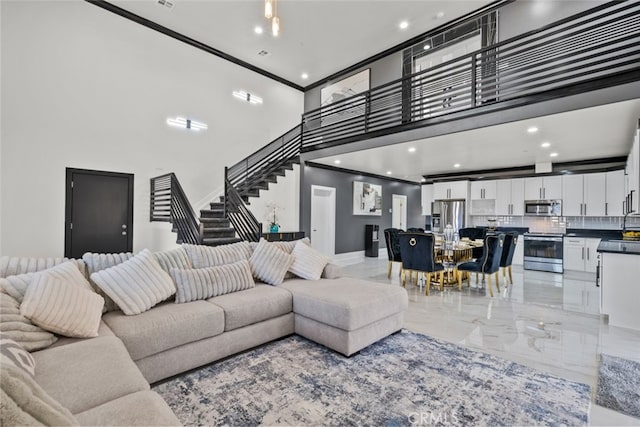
108,0,493,87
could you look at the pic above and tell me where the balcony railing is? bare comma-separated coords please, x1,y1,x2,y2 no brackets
301,1,640,151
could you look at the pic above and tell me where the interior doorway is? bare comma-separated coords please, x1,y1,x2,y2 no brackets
65,168,134,258
310,185,336,256
392,194,408,230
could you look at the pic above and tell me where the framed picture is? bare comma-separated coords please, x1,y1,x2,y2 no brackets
353,181,382,216
320,69,370,126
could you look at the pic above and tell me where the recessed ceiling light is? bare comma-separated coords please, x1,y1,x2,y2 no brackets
423,44,431,50
527,126,539,133
334,159,341,164
301,73,309,80
408,147,416,153
436,11,445,19
254,26,263,34
387,171,393,175
453,163,461,168
399,21,409,30
541,142,551,148
550,152,559,157
421,178,426,182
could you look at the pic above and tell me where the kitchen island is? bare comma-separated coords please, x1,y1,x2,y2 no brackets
597,240,640,331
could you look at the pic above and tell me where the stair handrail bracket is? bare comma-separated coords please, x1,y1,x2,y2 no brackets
150,173,202,245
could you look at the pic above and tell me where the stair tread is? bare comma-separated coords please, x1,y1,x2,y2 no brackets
201,237,242,246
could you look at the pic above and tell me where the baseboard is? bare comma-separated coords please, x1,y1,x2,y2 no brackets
331,248,386,266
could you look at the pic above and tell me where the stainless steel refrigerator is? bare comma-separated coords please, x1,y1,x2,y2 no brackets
431,199,465,233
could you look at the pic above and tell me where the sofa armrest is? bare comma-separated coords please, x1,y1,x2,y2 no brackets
321,263,342,279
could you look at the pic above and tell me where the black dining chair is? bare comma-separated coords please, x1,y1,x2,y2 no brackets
456,233,505,297
383,228,403,279
500,233,518,285
406,227,425,233
398,232,444,295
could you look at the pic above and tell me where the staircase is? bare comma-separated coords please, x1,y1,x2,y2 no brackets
199,198,240,246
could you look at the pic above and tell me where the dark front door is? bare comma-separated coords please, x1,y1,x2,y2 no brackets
65,168,133,258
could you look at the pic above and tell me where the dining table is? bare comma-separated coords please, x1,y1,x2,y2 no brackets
432,239,484,289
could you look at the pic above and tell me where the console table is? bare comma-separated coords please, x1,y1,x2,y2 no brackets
262,231,305,242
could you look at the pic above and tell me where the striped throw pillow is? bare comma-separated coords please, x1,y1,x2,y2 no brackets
249,239,295,286
82,252,134,312
170,260,255,303
289,240,329,280
183,242,252,268
272,237,311,254
20,275,104,338
90,249,176,315
154,247,192,273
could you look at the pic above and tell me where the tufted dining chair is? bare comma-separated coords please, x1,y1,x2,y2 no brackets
398,232,444,296
383,228,403,278
456,233,505,297
499,233,518,285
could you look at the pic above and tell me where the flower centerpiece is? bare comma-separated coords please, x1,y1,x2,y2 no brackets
265,202,282,233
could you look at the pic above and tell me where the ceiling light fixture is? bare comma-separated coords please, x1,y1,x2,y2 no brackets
387,171,393,175
453,163,461,168
264,0,280,36
550,152,559,157
527,126,539,133
408,147,416,153
272,15,280,37
264,0,273,19
436,11,445,19
166,117,207,131
423,44,431,50
233,90,263,105
301,73,309,80
334,159,341,164
399,21,409,30
541,142,551,148
421,178,427,182
254,26,263,35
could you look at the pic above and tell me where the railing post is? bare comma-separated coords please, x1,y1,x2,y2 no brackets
149,177,154,222
299,117,304,153
470,53,477,108
364,92,370,132
224,167,228,217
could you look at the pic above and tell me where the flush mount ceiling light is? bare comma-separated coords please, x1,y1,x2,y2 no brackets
527,126,539,133
166,117,208,131
233,90,263,105
541,141,551,148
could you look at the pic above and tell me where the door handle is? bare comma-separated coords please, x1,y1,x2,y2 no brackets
605,202,608,216
587,248,589,260
582,247,584,260
584,204,587,216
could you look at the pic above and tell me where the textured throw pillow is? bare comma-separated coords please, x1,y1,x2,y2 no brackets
153,247,192,273
183,241,252,268
90,249,176,315
21,275,104,338
289,241,330,280
170,260,255,304
0,338,36,378
0,256,83,278
249,239,295,286
82,252,135,312
272,237,311,254
0,261,91,304
0,291,58,351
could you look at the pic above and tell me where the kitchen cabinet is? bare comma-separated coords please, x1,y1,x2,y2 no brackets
562,173,606,217
421,184,433,215
524,176,562,200
470,181,496,200
599,244,640,330
433,181,468,200
563,237,600,273
625,129,639,214
512,236,524,265
606,170,625,216
563,278,600,315
495,178,525,216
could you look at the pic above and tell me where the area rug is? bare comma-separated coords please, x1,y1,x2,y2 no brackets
595,354,640,419
153,331,590,426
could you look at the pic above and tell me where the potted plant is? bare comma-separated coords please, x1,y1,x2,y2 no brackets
265,202,282,233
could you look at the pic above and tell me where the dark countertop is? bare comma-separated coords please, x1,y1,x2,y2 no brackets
597,240,640,255
565,228,623,240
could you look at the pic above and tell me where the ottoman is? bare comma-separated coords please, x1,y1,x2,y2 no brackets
281,278,408,356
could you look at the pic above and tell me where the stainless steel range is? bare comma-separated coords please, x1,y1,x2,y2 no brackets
523,233,564,273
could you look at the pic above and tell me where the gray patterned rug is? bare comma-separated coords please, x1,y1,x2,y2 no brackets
596,354,640,419
153,331,590,426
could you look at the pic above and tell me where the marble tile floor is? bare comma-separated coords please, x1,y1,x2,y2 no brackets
341,259,640,426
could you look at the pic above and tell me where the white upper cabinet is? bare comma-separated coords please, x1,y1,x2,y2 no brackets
583,173,606,216
421,184,434,215
433,181,468,200
524,176,562,200
606,170,625,216
562,175,584,216
495,178,525,216
470,180,496,200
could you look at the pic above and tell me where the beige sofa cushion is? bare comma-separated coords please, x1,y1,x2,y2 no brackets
82,252,134,312
249,239,294,286
0,291,58,351
183,242,252,268
170,260,255,304
49,320,114,349
208,284,292,331
32,336,149,414
21,275,104,338
280,278,408,331
75,391,180,426
90,249,175,315
102,301,225,361
289,241,329,280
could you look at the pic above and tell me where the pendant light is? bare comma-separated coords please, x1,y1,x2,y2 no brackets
264,0,273,19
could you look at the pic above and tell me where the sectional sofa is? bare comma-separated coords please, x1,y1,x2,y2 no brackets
0,239,408,426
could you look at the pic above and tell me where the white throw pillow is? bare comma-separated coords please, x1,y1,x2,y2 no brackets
289,241,330,280
271,237,311,254
82,252,134,313
249,239,295,286
183,242,252,269
170,260,255,303
153,247,192,273
90,249,175,315
21,275,104,338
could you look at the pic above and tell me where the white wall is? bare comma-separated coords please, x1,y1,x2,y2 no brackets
247,165,300,233
0,0,303,256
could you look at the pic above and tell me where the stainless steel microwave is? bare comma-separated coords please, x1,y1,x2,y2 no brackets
524,200,562,216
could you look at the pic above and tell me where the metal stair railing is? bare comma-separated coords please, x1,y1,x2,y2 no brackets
224,178,262,242
150,173,201,244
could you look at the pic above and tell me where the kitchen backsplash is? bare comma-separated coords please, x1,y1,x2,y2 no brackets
471,215,640,233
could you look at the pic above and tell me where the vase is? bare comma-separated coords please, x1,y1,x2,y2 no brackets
270,224,279,233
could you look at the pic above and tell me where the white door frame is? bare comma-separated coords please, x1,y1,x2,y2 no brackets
392,194,408,230
310,185,336,256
